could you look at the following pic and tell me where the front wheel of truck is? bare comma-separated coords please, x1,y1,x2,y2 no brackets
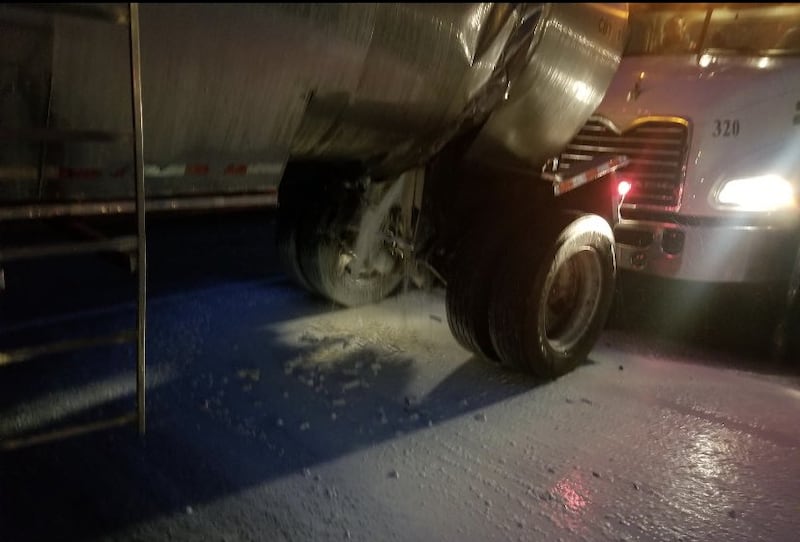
488,213,616,379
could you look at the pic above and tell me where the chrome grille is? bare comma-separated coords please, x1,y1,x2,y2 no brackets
557,118,689,207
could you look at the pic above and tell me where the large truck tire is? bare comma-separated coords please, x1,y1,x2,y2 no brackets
297,191,404,308
444,213,523,362
275,176,319,293
276,204,316,293
445,238,502,362
489,213,616,378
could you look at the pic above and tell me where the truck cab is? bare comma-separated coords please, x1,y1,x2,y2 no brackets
555,3,800,286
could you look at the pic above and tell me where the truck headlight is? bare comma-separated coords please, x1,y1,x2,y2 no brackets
715,175,795,212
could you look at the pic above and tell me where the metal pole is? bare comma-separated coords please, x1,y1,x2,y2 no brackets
129,2,147,435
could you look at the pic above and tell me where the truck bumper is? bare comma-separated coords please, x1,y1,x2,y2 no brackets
613,217,799,283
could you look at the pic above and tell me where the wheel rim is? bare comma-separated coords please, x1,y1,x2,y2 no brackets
540,247,603,352
339,207,401,277
334,246,396,280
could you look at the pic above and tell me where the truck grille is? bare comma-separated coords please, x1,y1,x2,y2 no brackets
557,118,689,208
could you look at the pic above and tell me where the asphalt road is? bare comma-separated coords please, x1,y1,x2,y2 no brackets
1,210,799,542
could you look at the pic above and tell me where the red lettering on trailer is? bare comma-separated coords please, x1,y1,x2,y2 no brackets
224,164,248,175
185,164,209,175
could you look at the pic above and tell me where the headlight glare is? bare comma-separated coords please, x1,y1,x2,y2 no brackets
716,175,795,212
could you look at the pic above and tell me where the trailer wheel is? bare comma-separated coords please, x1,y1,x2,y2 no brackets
489,213,616,378
276,204,316,293
445,232,505,362
446,257,499,362
275,177,319,293
298,197,404,308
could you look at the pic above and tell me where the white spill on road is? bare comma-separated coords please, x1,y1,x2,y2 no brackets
105,284,800,542
4,282,799,542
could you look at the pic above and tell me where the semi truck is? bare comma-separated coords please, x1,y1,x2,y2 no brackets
1,3,630,379
551,2,800,355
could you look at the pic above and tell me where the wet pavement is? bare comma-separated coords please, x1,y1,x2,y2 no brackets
1,211,799,542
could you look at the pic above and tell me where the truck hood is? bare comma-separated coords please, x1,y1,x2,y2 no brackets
595,54,800,217
594,54,789,130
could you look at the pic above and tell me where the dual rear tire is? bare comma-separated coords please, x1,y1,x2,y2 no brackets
446,213,616,379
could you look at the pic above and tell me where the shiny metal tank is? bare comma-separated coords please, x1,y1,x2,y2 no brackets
0,3,628,206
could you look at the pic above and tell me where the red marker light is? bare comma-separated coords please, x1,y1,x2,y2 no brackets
618,180,632,197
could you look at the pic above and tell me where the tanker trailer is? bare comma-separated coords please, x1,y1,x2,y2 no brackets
0,3,629,378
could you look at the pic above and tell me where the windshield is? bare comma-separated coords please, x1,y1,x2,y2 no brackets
625,3,800,55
